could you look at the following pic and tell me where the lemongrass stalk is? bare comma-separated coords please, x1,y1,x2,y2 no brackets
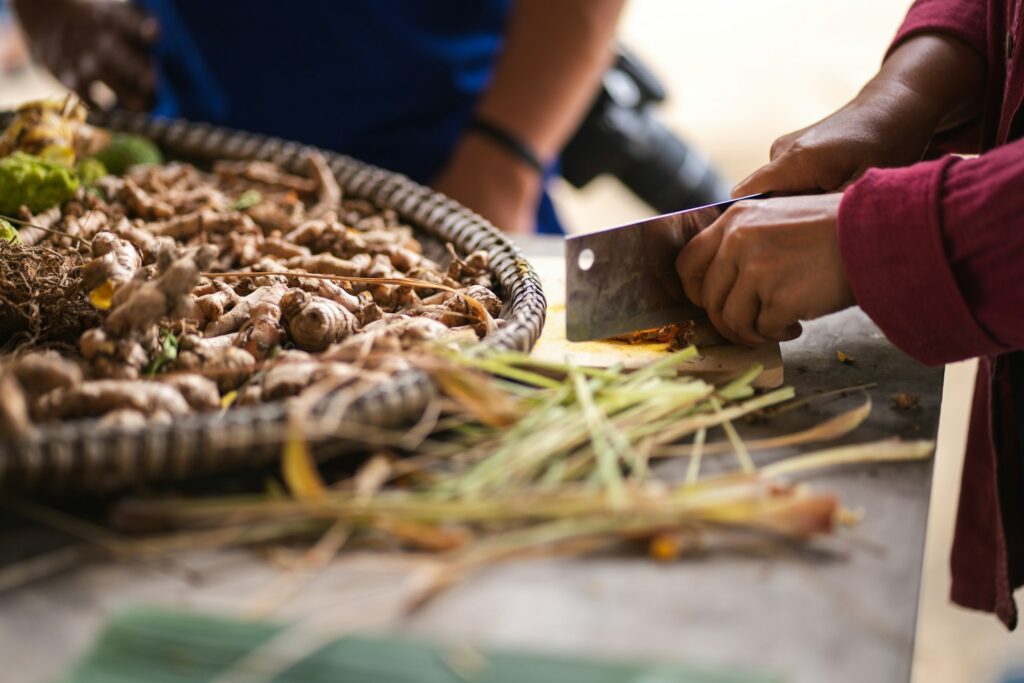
618,347,700,389
630,387,794,446
483,352,624,383
119,477,780,528
710,397,755,474
442,355,564,389
449,385,576,492
570,362,627,506
717,364,763,401
764,382,877,417
759,439,935,478
685,427,707,485
653,395,873,459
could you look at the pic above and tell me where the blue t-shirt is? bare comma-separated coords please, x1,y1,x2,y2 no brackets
138,0,562,233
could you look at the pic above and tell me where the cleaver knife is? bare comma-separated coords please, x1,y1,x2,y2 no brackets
565,193,766,342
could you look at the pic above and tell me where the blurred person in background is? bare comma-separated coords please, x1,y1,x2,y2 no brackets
10,0,625,234
678,0,1024,629
0,0,28,74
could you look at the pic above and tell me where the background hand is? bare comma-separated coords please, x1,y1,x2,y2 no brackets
732,89,936,196
676,194,855,345
733,34,985,197
12,0,158,111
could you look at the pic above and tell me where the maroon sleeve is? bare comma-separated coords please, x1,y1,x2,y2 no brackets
837,139,1024,365
888,0,988,58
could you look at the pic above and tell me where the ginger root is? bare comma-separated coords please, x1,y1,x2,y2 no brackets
306,151,341,219
117,178,175,220
195,281,240,321
10,350,83,398
104,245,217,336
204,284,286,338
286,252,372,278
176,335,255,391
0,367,33,438
81,232,141,291
236,300,283,360
34,379,191,421
281,288,360,352
159,374,220,411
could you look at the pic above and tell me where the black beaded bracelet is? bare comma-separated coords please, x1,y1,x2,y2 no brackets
466,117,545,174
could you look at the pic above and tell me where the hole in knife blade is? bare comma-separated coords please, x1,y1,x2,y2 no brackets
577,248,595,271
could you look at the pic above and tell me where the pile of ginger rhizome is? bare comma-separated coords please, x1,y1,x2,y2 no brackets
0,98,504,438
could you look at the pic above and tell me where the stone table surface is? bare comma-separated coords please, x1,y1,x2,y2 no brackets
0,237,943,683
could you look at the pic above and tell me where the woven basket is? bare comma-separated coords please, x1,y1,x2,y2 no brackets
0,111,547,492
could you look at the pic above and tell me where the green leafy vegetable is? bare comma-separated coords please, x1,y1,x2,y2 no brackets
92,133,162,175
0,151,79,215
0,218,20,243
75,157,108,186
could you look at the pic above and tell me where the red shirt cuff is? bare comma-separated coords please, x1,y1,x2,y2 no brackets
838,159,998,365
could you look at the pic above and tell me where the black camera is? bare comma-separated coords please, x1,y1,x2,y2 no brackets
561,47,732,214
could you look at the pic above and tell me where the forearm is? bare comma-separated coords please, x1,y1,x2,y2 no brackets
433,0,624,232
857,33,985,136
473,0,625,162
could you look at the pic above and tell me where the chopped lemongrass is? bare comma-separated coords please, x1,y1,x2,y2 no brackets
92,348,935,612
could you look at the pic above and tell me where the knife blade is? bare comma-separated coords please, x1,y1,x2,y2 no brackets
565,193,765,342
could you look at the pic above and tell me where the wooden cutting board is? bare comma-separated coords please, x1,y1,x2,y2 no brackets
527,256,783,389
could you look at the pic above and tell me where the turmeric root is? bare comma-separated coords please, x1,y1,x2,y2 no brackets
227,231,264,267
283,219,327,247
204,284,287,338
10,351,82,399
306,151,341,219
80,328,150,379
104,245,217,337
158,373,220,411
96,409,150,430
324,315,451,362
299,276,361,313
195,281,240,321
176,336,255,392
109,217,162,263
263,236,310,260
213,160,317,194
415,285,502,334
446,245,492,286
236,300,283,360
117,178,175,220
281,288,360,352
34,379,191,421
286,252,372,278
81,232,141,291
262,357,359,401
149,209,259,240
0,368,33,438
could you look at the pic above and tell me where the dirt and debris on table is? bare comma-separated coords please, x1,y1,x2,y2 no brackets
890,392,921,411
